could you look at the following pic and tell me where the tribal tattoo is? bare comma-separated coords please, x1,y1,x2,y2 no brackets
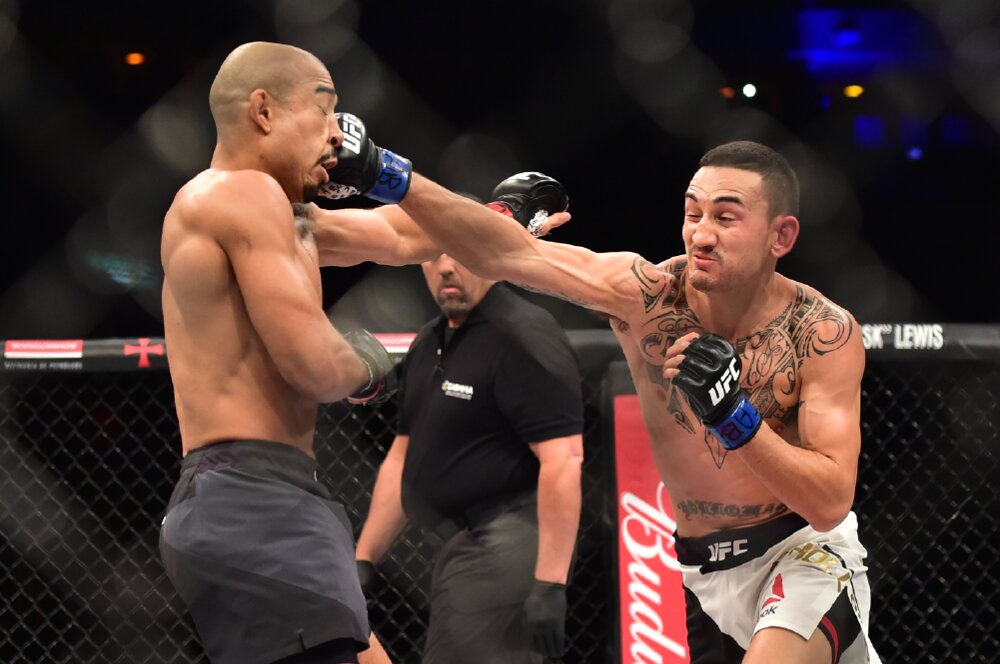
635,264,855,468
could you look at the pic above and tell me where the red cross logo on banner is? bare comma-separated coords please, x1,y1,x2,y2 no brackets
124,338,164,368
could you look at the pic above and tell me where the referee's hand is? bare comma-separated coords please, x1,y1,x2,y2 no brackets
357,559,377,605
524,579,567,658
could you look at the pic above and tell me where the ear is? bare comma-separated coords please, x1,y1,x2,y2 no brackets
248,89,272,134
771,215,799,258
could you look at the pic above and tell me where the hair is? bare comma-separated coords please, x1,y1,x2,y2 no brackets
698,141,800,217
208,42,317,131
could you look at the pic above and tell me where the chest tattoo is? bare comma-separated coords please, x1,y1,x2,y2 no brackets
639,264,854,470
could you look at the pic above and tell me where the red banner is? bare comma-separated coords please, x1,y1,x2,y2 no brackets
614,395,689,663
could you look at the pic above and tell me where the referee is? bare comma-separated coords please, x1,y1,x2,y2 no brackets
356,252,584,663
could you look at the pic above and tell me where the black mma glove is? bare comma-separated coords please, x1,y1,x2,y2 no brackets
344,330,398,405
673,334,762,450
524,580,567,658
321,112,412,204
356,560,376,599
487,172,569,237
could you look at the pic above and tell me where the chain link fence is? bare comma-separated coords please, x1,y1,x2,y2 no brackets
1,329,997,663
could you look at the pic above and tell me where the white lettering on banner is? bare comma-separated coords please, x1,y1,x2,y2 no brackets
861,324,893,350
620,488,688,662
893,323,944,350
862,323,944,350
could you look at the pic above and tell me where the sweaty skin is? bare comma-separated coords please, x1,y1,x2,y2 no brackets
396,165,864,538
162,43,440,459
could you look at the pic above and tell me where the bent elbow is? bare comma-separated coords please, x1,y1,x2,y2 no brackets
807,503,853,533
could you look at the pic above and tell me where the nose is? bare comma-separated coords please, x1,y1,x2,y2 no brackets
436,254,458,275
689,220,717,250
329,115,343,149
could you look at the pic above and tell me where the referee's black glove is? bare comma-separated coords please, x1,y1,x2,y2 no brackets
524,579,567,658
356,560,377,605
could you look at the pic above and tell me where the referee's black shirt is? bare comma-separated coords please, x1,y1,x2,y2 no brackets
397,284,584,526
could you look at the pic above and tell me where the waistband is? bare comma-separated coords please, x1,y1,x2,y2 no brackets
675,512,809,573
182,440,325,497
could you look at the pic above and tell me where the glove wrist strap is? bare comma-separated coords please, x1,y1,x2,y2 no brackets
708,394,762,450
348,358,380,402
367,150,412,204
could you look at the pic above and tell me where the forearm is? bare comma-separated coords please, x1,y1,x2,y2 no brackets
399,174,534,278
534,455,583,584
736,426,856,531
356,454,408,562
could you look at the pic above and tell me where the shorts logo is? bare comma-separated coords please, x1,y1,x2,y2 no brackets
760,574,785,617
707,537,748,561
441,380,473,400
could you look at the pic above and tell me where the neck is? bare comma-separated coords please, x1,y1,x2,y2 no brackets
686,270,782,341
211,140,264,172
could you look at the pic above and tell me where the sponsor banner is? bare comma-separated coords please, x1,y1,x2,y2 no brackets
614,395,689,664
861,323,944,351
1,338,167,372
860,323,1000,359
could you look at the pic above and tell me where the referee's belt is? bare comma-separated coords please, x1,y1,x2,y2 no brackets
427,489,537,541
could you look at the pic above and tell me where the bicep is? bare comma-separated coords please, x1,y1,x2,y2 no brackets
314,206,436,267
529,435,585,465
386,434,409,462
215,187,331,360
797,334,865,469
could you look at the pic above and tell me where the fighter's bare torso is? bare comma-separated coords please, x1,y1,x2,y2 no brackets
610,256,854,537
161,170,321,457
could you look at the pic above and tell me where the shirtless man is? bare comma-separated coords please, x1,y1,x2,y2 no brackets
157,41,457,664
383,143,882,663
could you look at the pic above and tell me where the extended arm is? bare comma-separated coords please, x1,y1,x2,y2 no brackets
303,203,441,268
399,174,640,319
321,114,642,318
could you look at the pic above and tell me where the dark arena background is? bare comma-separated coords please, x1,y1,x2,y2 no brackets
1,1,998,663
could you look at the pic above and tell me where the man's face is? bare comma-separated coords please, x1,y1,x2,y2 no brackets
421,254,494,325
270,61,342,203
682,166,778,293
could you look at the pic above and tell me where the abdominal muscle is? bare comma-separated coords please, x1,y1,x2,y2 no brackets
164,281,320,458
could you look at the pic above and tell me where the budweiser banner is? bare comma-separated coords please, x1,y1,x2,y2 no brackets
614,394,689,663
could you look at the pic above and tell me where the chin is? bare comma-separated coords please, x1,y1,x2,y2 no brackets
302,184,319,203
688,272,717,292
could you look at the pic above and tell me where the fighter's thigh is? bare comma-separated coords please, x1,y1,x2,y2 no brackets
744,625,831,664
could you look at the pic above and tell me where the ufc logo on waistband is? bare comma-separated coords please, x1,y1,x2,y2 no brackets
340,116,363,154
708,538,748,561
709,358,740,406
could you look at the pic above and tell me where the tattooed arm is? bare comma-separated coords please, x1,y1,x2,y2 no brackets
395,173,649,320
734,310,864,531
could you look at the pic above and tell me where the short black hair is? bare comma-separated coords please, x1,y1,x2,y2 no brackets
699,141,799,217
